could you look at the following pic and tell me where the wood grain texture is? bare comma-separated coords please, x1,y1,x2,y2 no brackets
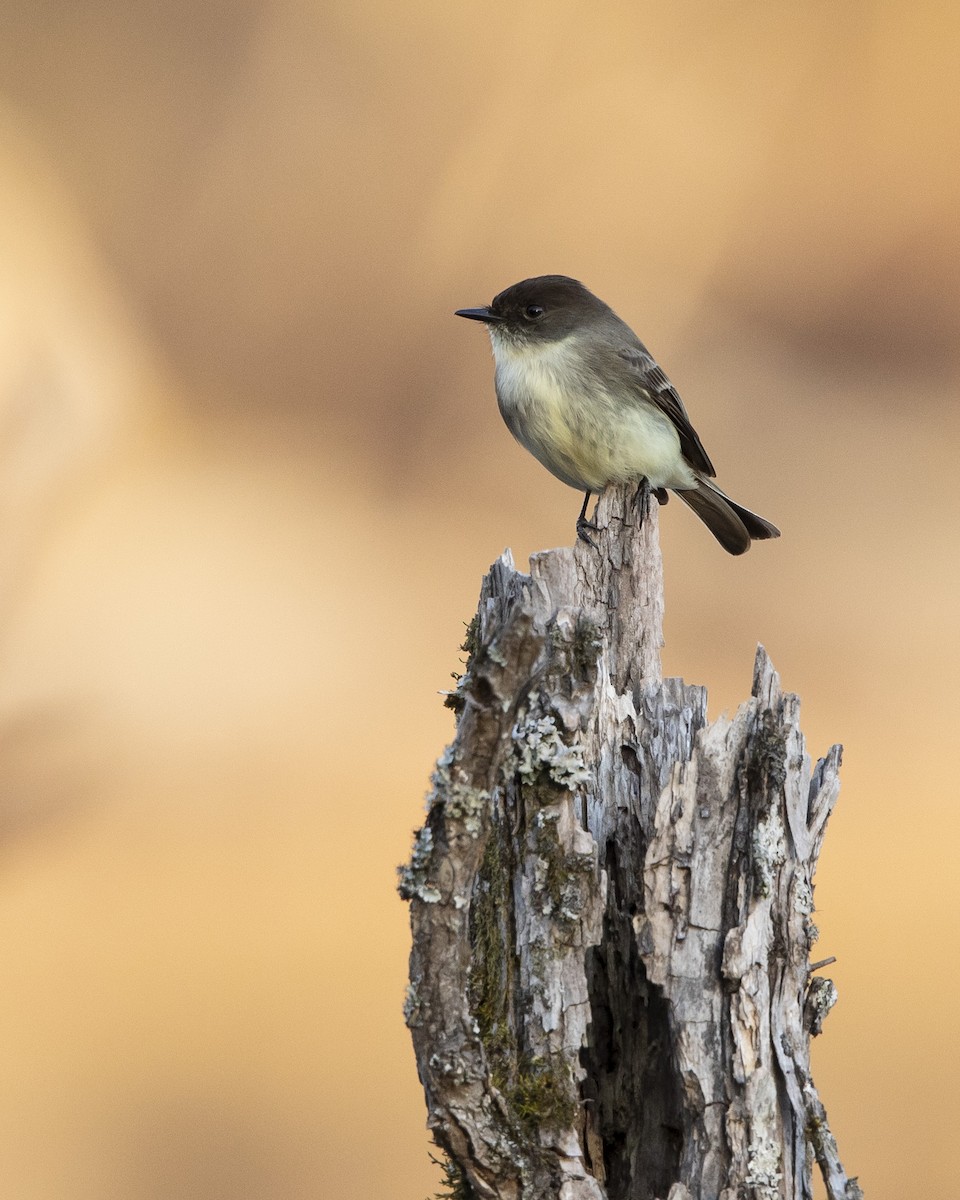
401,485,860,1200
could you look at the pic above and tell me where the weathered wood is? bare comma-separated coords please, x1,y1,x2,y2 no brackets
401,484,860,1200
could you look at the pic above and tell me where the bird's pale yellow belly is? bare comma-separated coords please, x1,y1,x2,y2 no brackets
493,338,694,492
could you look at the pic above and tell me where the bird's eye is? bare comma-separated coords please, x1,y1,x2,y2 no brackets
523,305,545,321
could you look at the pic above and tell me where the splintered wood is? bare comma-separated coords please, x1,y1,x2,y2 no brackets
401,485,860,1200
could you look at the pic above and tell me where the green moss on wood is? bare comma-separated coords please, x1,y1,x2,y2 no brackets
468,833,513,1073
445,616,483,715
503,1055,578,1134
428,1148,477,1200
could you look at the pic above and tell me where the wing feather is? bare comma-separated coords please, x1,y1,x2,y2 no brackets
617,346,716,478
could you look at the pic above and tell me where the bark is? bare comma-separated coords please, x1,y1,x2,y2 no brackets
401,484,861,1200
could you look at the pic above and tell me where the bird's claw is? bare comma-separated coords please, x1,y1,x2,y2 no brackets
633,479,667,529
576,517,599,548
633,478,651,528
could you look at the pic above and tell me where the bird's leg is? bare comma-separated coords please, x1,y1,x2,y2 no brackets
633,479,669,529
576,490,598,547
633,477,651,528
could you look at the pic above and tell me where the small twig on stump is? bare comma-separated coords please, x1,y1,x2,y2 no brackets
401,484,859,1200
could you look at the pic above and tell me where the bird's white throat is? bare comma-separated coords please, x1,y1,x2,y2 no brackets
488,331,581,414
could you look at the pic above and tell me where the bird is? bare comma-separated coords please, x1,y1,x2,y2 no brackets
455,275,780,555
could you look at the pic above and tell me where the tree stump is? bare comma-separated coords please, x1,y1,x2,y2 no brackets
400,485,860,1200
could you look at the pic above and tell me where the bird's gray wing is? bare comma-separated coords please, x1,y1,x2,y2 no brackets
617,346,716,477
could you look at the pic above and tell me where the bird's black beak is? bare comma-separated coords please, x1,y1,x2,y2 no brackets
455,306,503,323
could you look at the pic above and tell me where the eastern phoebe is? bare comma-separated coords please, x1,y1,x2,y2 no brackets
455,275,780,555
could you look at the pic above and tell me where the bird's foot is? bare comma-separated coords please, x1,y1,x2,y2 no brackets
575,490,599,548
633,478,651,527
576,517,599,548
633,479,667,528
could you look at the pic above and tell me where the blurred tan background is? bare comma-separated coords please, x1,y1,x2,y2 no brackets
0,3,956,1196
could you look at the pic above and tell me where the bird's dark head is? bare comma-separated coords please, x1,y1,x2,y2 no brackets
455,275,611,344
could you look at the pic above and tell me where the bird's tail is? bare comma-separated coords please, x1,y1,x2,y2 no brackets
675,476,780,556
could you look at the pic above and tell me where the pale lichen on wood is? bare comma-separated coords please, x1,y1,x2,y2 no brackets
402,485,861,1200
